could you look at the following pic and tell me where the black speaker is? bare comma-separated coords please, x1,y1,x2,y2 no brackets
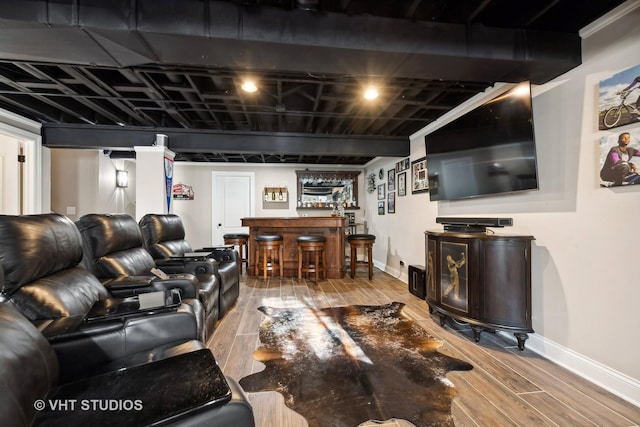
408,265,426,299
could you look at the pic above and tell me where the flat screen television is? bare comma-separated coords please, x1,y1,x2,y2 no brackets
425,83,539,202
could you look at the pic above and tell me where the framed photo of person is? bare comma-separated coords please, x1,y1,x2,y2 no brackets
411,157,429,194
599,129,640,187
387,191,395,213
396,157,410,173
377,201,385,215
387,169,395,192
377,184,385,200
397,172,407,196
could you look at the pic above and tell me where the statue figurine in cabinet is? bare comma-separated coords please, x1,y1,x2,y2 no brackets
440,242,469,313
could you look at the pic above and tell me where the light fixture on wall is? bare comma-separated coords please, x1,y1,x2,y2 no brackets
116,170,129,188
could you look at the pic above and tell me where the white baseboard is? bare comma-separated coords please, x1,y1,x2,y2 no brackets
498,331,640,408
377,261,407,284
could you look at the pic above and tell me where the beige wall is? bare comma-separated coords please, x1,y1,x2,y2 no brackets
50,149,134,220
171,164,364,250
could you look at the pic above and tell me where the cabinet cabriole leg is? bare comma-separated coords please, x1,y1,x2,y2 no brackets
471,326,482,342
514,333,528,351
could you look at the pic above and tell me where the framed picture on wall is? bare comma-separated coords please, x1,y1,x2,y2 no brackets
397,172,407,196
377,184,386,200
598,63,640,131
411,157,429,194
387,191,395,213
377,201,385,215
387,169,396,192
599,128,640,187
396,157,410,173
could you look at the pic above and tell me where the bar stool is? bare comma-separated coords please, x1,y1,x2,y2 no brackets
347,234,376,279
223,233,249,273
254,235,284,280
297,235,327,282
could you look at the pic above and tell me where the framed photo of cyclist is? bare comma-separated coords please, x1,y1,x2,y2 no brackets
598,63,640,131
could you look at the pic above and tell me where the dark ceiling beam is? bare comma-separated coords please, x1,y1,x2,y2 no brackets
0,0,581,85
42,124,409,158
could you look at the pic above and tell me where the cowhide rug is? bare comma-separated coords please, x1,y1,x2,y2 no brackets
239,302,473,427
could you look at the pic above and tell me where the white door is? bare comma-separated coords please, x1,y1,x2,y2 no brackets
0,134,21,214
212,171,255,245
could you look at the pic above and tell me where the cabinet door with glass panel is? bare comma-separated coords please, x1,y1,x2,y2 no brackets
296,170,360,210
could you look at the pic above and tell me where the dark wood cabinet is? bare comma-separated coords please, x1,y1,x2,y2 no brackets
425,230,534,350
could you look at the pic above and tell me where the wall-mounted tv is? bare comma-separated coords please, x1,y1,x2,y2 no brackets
425,83,539,202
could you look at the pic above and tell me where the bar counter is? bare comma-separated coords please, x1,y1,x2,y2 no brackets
241,216,345,279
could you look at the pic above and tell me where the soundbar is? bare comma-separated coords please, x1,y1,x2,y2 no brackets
436,217,513,233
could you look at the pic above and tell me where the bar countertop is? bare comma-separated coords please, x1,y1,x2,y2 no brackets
241,216,346,279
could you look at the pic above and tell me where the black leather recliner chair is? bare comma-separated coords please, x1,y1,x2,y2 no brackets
76,213,217,341
0,298,255,427
0,213,203,384
139,214,240,319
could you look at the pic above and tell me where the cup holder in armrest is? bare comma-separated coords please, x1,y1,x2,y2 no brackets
83,290,182,323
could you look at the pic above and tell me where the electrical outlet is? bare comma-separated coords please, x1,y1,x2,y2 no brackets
399,260,405,266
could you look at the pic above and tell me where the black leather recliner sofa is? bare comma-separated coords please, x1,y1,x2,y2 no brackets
76,213,219,341
0,213,203,383
139,213,240,319
0,294,255,427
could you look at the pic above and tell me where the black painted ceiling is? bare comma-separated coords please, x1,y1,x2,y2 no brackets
0,0,627,164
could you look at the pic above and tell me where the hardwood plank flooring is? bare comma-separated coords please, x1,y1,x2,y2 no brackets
208,269,640,427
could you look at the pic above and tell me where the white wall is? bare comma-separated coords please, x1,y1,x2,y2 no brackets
360,7,640,405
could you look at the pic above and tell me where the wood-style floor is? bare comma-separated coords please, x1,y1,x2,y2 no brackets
207,268,640,427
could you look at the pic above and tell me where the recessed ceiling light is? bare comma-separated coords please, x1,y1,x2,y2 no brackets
364,87,379,100
241,80,258,93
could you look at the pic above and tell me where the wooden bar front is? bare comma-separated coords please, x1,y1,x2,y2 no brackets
242,216,345,279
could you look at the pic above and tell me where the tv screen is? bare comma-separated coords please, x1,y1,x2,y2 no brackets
425,83,538,202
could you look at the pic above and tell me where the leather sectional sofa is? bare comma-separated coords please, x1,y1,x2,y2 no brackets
0,213,255,427
75,213,219,341
0,276,254,427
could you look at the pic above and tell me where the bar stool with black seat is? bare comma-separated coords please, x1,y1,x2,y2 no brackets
347,234,376,279
223,233,250,273
254,235,284,280
297,235,327,283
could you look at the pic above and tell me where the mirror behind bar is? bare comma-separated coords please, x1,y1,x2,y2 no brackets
296,170,360,210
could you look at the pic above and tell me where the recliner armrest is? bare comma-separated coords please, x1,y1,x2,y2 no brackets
46,308,199,383
103,275,198,299
33,349,233,426
155,257,218,276
39,315,124,343
203,247,239,264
